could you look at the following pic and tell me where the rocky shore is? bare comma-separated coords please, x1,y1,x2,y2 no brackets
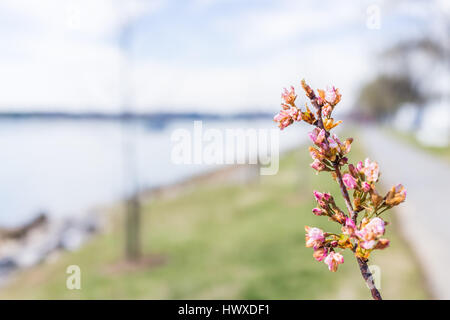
0,211,103,286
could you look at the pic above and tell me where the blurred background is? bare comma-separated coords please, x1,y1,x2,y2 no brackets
0,0,448,299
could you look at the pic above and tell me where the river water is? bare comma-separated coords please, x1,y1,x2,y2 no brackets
0,118,307,227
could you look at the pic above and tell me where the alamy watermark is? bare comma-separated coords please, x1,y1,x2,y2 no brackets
66,265,81,290
367,265,381,290
366,4,381,30
171,121,280,175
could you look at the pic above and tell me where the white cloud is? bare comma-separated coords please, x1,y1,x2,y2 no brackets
0,0,163,111
213,1,363,52
0,0,442,113
130,0,372,113
132,41,371,113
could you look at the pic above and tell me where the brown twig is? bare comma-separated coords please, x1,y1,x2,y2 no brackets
333,164,356,223
357,256,383,300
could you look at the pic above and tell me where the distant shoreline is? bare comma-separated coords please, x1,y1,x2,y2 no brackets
0,111,273,122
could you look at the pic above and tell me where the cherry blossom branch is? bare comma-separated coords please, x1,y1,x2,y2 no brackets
314,105,382,300
274,79,406,300
333,161,382,300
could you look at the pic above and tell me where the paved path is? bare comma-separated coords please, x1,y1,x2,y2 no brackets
362,127,450,299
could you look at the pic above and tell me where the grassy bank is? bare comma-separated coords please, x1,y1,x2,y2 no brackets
0,137,428,299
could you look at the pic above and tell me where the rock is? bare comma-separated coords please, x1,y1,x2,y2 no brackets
0,258,17,276
0,211,102,284
0,213,48,240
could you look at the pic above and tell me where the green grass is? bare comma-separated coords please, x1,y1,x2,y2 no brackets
386,128,450,162
0,138,428,299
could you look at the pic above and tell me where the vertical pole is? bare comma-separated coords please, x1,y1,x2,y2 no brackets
119,6,141,262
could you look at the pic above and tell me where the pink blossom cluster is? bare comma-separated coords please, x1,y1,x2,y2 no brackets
273,86,302,130
308,128,352,172
305,226,344,271
274,79,407,294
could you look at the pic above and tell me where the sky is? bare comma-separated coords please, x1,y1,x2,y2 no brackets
0,0,447,113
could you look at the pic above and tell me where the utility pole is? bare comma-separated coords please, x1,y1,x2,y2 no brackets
119,3,141,262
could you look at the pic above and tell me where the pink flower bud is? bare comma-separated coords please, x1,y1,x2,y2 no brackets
325,86,337,104
328,135,340,150
342,138,353,155
332,133,342,144
287,106,302,121
310,159,325,172
313,247,328,261
313,191,324,202
362,182,371,192
367,217,385,235
308,128,326,145
273,110,293,130
345,217,356,229
322,105,332,117
281,86,297,105
363,158,379,182
313,191,332,209
361,240,376,250
356,217,385,242
312,207,323,216
356,161,364,172
305,226,325,249
274,105,302,130
324,251,344,272
342,217,356,236
309,146,324,161
342,173,357,189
